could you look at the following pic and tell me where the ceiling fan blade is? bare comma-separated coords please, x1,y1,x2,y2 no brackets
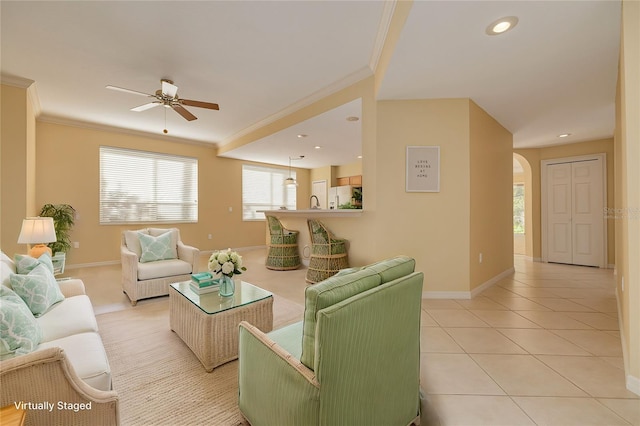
180,99,220,110
106,85,153,97
131,102,161,112
171,104,197,121
162,80,178,99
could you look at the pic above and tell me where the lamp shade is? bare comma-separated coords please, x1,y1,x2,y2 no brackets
18,217,57,244
284,177,298,186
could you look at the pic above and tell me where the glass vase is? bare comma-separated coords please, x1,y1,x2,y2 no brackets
219,275,235,297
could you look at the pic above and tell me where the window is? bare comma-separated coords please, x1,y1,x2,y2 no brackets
513,183,525,234
242,164,296,220
99,146,198,224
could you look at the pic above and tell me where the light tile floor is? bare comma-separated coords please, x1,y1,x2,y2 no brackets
67,249,640,425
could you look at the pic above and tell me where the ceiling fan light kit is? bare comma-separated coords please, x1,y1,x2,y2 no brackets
106,79,219,125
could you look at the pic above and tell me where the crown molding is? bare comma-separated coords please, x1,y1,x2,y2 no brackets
27,82,42,118
221,66,373,146
1,74,42,117
1,74,34,88
370,0,397,73
37,114,218,149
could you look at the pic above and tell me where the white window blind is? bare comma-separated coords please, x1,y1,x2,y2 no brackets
100,146,198,224
242,164,296,220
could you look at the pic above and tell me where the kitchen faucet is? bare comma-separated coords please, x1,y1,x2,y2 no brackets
310,195,320,209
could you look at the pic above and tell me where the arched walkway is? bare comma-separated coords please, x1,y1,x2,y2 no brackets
513,153,533,258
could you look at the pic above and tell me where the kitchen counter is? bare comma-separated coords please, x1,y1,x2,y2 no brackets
258,209,363,265
258,209,362,218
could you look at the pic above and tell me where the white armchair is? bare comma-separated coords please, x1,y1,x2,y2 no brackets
121,228,199,305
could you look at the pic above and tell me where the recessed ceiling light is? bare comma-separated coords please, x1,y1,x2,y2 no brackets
346,116,359,122
357,155,363,159
558,133,572,138
297,134,307,138
486,16,518,36
314,146,321,149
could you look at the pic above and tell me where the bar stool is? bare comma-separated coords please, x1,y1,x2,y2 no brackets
265,216,301,270
306,219,349,284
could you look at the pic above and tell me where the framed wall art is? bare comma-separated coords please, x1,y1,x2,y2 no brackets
406,146,440,192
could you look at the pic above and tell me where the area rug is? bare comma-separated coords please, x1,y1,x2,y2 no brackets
96,295,304,426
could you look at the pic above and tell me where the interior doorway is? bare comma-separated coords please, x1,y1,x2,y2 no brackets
513,154,532,258
513,158,525,255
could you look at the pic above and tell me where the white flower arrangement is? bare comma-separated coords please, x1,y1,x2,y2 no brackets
208,248,246,278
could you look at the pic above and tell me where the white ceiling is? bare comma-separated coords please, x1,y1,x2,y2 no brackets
1,1,621,169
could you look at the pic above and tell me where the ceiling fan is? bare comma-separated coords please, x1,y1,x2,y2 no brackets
106,79,219,122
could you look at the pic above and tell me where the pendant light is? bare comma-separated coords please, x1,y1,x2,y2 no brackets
285,156,304,186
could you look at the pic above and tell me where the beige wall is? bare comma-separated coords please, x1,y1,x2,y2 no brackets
515,138,615,265
34,121,309,265
1,83,37,255
469,101,514,290
335,160,363,180
375,99,470,292
617,0,640,391
310,166,332,188
231,94,514,295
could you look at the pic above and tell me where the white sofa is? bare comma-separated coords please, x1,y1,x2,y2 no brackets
121,227,199,305
0,251,118,425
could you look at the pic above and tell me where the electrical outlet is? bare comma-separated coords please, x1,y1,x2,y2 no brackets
479,253,483,263
208,234,212,240
228,206,233,212
73,242,80,249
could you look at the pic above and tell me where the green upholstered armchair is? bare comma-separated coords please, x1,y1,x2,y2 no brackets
239,256,423,426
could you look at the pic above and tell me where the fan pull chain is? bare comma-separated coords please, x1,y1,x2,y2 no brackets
163,107,168,134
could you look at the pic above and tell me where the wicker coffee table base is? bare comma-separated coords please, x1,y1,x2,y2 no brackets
169,287,274,372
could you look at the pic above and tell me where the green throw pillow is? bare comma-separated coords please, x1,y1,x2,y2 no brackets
138,231,176,263
0,286,43,357
14,253,55,275
9,263,65,317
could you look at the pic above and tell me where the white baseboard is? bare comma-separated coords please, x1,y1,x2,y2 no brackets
67,245,269,269
627,374,640,396
471,267,515,298
65,260,120,270
615,287,640,396
423,267,515,300
199,245,267,256
423,290,471,300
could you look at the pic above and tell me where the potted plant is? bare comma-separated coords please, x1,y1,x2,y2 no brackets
39,204,76,255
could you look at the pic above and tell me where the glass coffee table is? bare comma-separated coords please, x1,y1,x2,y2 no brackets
169,280,273,372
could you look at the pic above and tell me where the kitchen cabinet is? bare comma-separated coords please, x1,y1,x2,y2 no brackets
336,175,362,187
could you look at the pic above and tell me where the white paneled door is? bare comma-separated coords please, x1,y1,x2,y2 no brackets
545,157,605,267
312,180,328,209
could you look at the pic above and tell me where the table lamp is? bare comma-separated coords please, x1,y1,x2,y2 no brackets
17,217,57,258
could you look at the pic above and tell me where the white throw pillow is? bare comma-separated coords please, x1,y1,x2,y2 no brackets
124,229,149,258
